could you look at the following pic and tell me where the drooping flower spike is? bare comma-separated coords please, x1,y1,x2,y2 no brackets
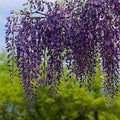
5,0,120,104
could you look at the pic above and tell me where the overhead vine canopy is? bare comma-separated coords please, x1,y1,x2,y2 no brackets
5,0,120,103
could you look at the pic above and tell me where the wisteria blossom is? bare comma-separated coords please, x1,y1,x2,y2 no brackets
5,0,120,103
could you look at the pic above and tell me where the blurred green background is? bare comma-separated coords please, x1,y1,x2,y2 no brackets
0,51,120,120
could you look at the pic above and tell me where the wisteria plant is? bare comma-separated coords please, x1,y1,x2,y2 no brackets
5,0,120,104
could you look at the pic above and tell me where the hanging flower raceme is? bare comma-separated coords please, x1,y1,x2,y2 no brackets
5,0,120,104
96,0,120,101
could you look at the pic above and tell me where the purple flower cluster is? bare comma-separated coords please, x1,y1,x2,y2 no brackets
5,0,120,103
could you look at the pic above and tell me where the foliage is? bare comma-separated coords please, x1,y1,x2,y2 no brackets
0,52,120,120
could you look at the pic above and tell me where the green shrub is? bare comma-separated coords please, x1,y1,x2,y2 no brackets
0,51,120,120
